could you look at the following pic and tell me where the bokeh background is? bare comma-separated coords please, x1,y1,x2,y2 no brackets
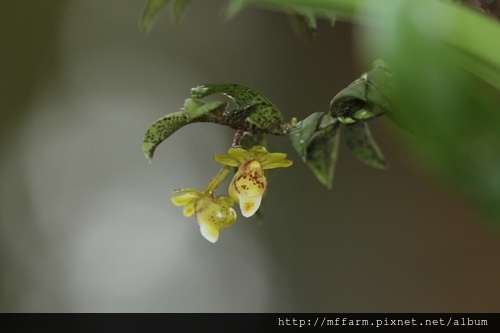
1,0,499,312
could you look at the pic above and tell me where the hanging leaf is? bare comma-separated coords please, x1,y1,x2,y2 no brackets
304,119,341,189
140,0,170,33
344,121,387,169
142,98,228,161
143,111,188,161
287,112,324,160
191,84,285,134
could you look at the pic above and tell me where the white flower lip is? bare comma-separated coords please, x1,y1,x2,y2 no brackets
237,193,262,218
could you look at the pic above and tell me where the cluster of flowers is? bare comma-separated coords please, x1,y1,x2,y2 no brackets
171,146,292,243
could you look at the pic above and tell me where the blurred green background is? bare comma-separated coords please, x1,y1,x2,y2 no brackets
1,0,499,312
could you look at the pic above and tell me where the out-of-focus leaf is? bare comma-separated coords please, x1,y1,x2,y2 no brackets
478,0,500,21
321,9,337,26
294,7,316,32
142,98,228,161
375,0,500,221
345,121,386,169
286,4,339,39
140,0,170,33
287,112,323,159
287,6,317,40
169,0,192,23
191,84,285,134
263,0,500,87
305,119,341,189
225,0,248,19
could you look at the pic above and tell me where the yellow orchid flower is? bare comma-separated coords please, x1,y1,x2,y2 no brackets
171,189,236,243
214,146,292,217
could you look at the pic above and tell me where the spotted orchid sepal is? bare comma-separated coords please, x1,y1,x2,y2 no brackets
214,146,293,217
171,188,237,243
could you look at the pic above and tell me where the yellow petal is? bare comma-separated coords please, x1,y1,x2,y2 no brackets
248,146,268,155
171,193,198,206
182,202,195,217
227,147,248,161
195,197,237,242
213,154,239,167
260,152,293,169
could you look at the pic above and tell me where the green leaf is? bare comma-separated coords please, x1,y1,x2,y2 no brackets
330,60,394,123
140,0,170,33
240,132,267,150
363,61,395,115
142,98,228,161
330,78,367,123
169,0,192,24
191,84,285,134
289,112,354,188
344,121,387,169
183,98,227,120
143,111,188,162
225,0,249,19
287,7,317,40
287,112,324,160
305,123,341,189
304,118,341,189
376,0,500,221
321,9,337,26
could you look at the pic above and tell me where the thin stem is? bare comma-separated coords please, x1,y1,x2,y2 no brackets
204,165,233,195
232,130,244,147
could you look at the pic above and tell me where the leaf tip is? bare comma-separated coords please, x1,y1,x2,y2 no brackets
142,141,155,162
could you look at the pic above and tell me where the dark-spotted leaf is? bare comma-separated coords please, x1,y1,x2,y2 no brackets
143,111,188,161
330,61,394,123
143,98,228,161
344,121,386,169
330,77,368,122
183,98,227,120
191,84,284,134
287,112,324,160
304,121,341,189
